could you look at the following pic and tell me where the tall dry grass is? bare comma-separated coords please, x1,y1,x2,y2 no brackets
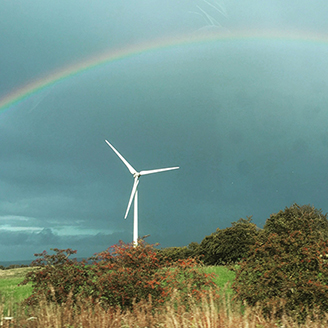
2,290,328,328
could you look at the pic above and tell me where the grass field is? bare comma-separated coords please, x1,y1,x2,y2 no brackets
0,267,34,316
0,267,34,299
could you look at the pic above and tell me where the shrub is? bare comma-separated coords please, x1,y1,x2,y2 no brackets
157,242,200,262
90,240,216,308
21,241,217,310
233,204,328,321
20,248,93,306
264,203,328,238
199,217,260,265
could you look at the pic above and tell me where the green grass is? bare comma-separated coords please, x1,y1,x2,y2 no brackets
0,277,32,301
0,267,35,315
201,265,235,291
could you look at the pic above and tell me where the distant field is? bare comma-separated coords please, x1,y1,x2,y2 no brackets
0,267,34,279
0,260,33,267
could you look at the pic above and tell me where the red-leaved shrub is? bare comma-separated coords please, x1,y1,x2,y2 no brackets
21,241,217,310
89,240,217,308
20,248,93,306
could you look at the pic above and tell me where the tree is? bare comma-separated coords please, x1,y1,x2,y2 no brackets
233,204,328,322
199,217,260,265
158,242,200,262
264,203,328,239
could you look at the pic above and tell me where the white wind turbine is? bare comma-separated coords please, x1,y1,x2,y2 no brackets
105,140,179,245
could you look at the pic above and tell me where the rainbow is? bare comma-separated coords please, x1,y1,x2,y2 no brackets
1,30,327,113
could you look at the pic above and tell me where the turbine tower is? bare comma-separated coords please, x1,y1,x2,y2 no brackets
105,140,179,245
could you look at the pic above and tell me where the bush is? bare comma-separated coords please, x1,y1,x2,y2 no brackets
233,204,328,321
264,203,328,238
90,240,216,308
21,241,217,310
199,217,260,265
20,248,93,306
157,242,200,262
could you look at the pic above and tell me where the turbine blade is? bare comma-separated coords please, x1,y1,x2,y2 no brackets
105,140,137,175
139,166,179,176
124,178,139,219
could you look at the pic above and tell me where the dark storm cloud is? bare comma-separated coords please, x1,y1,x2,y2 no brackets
0,228,132,261
1,0,328,261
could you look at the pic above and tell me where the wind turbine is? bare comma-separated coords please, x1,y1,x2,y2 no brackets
105,140,179,245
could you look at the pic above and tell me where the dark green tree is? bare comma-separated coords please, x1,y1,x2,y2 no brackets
264,203,328,239
158,242,200,262
199,217,260,265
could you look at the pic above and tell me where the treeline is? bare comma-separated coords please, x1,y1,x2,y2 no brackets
0,264,30,270
158,214,261,264
158,216,259,264
158,203,328,265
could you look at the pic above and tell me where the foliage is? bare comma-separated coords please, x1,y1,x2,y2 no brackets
157,242,200,262
233,204,328,321
264,203,328,238
199,217,260,265
20,241,217,310
6,264,328,327
20,248,93,306
90,240,216,308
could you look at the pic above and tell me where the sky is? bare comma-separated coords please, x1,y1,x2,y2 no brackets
1,0,328,262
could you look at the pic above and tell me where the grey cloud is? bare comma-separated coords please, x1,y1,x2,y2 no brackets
1,0,328,261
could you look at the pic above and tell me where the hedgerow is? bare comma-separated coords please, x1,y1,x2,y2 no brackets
21,241,217,310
